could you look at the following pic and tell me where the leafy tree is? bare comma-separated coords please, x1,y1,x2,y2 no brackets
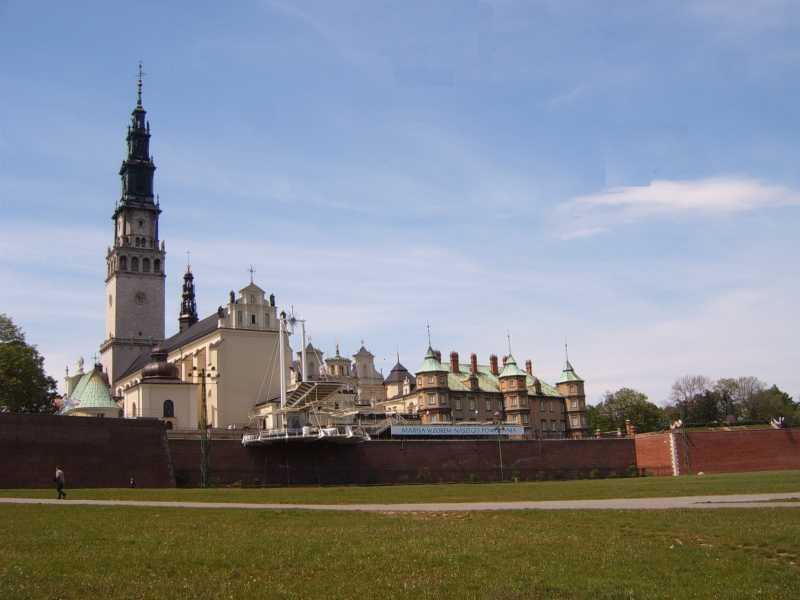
685,390,722,424
748,385,798,424
0,313,25,344
670,375,712,419
714,377,766,420
588,388,668,433
0,315,57,414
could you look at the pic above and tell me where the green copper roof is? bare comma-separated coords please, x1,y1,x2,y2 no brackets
416,347,449,373
498,354,527,379
525,374,562,397
437,363,563,398
558,360,583,383
61,369,117,413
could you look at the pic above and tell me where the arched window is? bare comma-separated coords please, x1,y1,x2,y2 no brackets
154,259,161,273
131,257,139,272
142,258,150,273
120,256,128,271
165,421,173,430
163,399,174,418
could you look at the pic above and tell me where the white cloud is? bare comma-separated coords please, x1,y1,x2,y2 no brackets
555,177,800,238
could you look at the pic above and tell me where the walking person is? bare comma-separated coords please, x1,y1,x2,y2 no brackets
55,466,66,500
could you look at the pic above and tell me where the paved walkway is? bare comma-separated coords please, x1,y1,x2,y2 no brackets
1,492,799,512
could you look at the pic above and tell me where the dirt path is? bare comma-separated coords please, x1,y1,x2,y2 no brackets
1,492,799,512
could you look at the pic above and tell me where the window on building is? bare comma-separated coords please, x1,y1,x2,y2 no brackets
163,400,174,418
250,314,256,325
455,398,462,410
468,397,476,410
571,399,578,410
131,402,137,417
522,414,529,425
264,312,269,327
427,393,435,406
485,399,491,411
236,310,242,325
120,256,128,271
427,375,435,385
154,259,160,272
142,258,150,273
131,257,139,272
539,399,545,412
249,295,255,304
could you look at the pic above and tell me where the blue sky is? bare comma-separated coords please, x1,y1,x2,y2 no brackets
1,0,799,403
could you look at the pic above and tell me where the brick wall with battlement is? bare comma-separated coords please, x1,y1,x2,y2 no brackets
168,438,636,486
0,414,175,488
635,428,800,476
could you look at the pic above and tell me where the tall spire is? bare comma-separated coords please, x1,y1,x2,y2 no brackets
116,62,156,212
178,261,198,332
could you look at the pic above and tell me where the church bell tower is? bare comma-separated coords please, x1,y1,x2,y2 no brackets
100,64,166,390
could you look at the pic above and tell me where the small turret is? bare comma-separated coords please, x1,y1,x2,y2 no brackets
178,263,198,332
556,343,588,439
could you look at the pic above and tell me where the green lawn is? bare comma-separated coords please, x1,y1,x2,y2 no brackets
1,504,798,599
2,470,799,505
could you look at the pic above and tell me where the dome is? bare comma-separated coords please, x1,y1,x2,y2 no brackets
142,345,180,381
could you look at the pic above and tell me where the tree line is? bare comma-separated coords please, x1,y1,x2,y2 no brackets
588,375,799,434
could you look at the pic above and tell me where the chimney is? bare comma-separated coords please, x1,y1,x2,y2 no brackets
470,353,478,375
433,350,442,363
489,354,499,375
450,351,460,373
525,360,533,375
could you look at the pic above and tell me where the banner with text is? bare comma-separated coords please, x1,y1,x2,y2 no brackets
390,425,525,437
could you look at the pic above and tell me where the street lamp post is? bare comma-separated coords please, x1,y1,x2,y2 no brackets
494,411,504,482
193,365,216,488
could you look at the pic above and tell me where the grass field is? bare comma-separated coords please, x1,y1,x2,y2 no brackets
2,469,799,505
1,504,798,599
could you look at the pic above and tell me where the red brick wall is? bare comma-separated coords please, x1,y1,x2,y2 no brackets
0,414,175,488
169,438,637,486
635,428,800,476
634,433,674,476
677,428,800,475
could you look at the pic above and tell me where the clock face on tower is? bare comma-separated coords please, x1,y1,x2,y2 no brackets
134,291,147,305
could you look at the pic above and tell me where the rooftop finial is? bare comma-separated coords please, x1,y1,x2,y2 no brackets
136,61,145,107
396,345,400,364
426,321,432,348
248,264,255,284
506,330,512,355
564,338,571,369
